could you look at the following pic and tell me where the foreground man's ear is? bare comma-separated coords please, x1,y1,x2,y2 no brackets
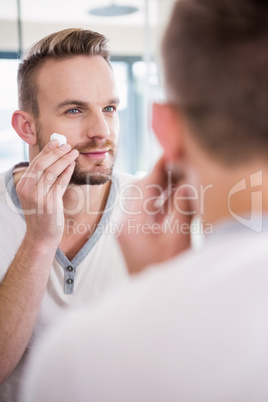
152,102,185,161
11,110,38,146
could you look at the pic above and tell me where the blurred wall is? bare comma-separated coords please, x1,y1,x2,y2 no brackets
0,0,176,56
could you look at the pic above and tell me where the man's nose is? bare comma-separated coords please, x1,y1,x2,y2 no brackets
85,111,110,140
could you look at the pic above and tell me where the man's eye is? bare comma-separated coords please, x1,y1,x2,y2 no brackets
104,106,116,113
66,109,80,114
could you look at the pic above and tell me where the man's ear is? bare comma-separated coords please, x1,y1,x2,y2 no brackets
11,110,37,146
152,103,184,161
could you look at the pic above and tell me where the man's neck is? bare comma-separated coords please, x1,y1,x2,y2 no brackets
199,163,268,229
60,180,112,261
62,180,111,220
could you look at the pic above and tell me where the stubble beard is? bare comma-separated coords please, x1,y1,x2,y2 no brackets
36,124,118,186
69,143,118,186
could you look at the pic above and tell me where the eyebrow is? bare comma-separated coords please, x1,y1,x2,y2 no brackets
56,97,120,110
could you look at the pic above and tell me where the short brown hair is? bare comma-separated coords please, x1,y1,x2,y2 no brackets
163,0,268,165
18,28,111,118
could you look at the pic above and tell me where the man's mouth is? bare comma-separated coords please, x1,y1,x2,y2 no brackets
80,149,110,160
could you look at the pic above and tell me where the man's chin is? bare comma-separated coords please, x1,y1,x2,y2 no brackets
69,169,112,186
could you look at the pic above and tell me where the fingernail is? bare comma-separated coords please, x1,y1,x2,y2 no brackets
48,140,58,148
70,149,79,158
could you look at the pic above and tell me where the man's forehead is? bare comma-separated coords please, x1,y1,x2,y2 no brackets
39,54,111,68
37,55,114,85
36,55,118,104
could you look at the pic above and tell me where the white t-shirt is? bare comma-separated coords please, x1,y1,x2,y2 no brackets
22,219,268,402
0,164,134,402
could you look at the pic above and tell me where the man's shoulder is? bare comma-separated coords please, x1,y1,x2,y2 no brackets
0,167,11,195
0,162,28,195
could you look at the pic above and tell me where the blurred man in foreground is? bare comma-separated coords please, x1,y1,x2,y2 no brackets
22,1,268,401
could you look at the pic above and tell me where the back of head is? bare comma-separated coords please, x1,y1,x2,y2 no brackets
18,28,110,118
163,0,268,165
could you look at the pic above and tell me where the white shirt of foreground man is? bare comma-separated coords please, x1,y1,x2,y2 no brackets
22,221,268,402
22,0,268,401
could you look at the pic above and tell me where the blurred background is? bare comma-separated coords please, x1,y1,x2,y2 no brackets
0,0,176,175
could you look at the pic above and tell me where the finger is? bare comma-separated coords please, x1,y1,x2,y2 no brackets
159,182,195,223
46,161,76,208
142,156,183,216
124,157,168,217
56,161,76,198
30,143,73,178
18,142,73,190
143,156,168,194
149,185,177,223
18,140,60,186
17,149,78,207
38,149,79,195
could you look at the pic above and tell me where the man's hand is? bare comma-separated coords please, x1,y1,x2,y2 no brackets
118,157,194,274
16,140,79,248
0,139,79,384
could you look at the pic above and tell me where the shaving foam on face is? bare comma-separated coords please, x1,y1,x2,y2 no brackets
50,133,67,146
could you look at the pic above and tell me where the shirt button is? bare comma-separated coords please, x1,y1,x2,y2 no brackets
66,266,74,272
66,278,73,285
